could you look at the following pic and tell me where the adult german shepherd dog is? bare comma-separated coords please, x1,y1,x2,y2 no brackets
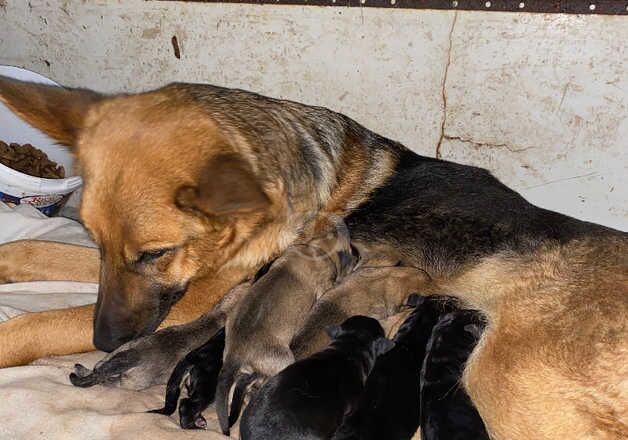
0,77,625,439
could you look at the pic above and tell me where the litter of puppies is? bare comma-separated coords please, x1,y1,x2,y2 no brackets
72,236,489,439
146,292,489,439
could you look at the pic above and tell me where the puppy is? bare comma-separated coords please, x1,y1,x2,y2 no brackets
69,280,252,389
148,261,275,429
240,316,393,440
149,327,225,429
291,264,430,360
215,225,354,434
421,310,489,440
331,295,449,440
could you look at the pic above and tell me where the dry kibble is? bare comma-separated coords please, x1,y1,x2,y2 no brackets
0,141,66,179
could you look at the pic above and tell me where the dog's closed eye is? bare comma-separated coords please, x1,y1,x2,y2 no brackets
137,247,175,264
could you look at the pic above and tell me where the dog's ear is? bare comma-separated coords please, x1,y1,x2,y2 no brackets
373,338,395,357
176,153,271,217
325,324,343,340
0,76,102,147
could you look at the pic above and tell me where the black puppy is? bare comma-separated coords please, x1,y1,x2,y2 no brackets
420,310,489,440
239,316,394,440
149,327,226,429
331,295,449,440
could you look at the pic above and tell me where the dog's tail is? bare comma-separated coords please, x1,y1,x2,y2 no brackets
216,363,238,435
148,356,194,415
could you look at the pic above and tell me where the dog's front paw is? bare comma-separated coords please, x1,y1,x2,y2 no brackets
69,318,221,390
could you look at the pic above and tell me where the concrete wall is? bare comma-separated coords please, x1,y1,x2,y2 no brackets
0,0,626,230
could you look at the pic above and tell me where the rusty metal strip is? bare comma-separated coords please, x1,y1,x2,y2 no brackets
154,0,628,15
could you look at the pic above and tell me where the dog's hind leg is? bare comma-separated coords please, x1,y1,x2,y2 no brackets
151,327,226,421
0,241,100,367
148,357,194,416
0,240,99,283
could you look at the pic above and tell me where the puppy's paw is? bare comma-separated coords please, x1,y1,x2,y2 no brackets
216,349,293,434
69,321,220,390
179,398,209,430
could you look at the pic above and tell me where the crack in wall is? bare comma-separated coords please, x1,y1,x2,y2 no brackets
443,135,538,153
433,13,534,158
434,11,457,159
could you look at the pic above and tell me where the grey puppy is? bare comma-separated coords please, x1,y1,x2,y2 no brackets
70,281,252,390
215,224,355,435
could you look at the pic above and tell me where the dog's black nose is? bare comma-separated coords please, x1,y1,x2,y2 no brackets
93,323,133,352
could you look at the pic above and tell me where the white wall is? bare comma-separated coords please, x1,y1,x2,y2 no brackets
1,0,626,230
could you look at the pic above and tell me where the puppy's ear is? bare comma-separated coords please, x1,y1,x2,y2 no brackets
406,293,425,307
373,338,395,357
176,153,271,217
0,76,102,147
325,325,343,340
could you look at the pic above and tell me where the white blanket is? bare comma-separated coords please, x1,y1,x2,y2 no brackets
0,203,229,439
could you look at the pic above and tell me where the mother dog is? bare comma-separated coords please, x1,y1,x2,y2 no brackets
0,77,626,439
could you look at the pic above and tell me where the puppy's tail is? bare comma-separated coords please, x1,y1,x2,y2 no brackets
216,363,238,435
148,356,193,415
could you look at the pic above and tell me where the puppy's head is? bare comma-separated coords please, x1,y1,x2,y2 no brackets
0,78,273,351
326,315,385,343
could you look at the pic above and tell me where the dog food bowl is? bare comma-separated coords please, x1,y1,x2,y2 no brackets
0,65,82,216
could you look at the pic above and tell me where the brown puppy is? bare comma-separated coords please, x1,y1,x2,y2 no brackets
0,78,626,440
291,264,431,360
216,223,354,434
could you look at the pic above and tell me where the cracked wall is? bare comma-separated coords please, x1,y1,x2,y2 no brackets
0,1,626,230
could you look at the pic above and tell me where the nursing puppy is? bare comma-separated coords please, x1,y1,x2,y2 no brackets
70,280,252,389
216,225,355,434
160,261,424,431
331,295,448,440
421,310,489,440
291,263,431,360
148,262,275,429
240,316,393,440
149,327,225,430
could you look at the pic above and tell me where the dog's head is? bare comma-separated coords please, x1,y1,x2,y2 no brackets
0,78,275,351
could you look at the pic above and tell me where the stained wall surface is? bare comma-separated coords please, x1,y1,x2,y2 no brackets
1,1,626,229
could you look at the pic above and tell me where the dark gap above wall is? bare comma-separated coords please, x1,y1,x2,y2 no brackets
152,0,628,15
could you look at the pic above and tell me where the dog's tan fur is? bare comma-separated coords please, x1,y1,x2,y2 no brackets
0,77,625,439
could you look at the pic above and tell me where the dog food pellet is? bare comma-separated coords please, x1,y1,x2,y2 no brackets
0,140,65,179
